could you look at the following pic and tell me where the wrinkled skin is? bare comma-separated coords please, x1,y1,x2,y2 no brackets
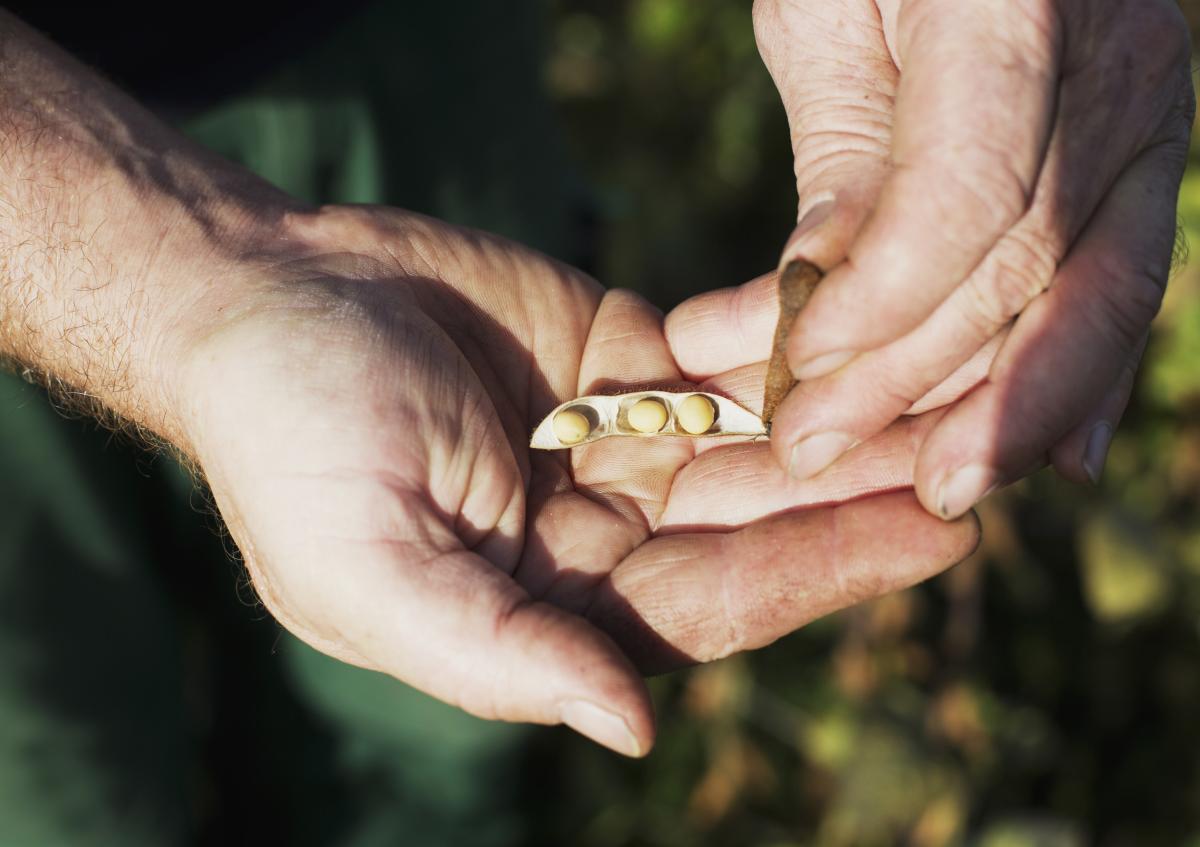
177,205,979,755
741,0,1194,518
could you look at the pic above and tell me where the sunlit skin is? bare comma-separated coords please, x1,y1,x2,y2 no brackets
180,206,979,756
0,13,978,756
734,0,1194,518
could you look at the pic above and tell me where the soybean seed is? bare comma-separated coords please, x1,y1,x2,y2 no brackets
676,394,716,435
553,409,591,445
628,398,668,433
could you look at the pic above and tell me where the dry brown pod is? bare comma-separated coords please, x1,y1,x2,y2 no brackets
531,259,823,450
761,259,823,430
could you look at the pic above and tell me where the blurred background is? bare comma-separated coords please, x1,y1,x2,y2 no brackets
1,2,1199,846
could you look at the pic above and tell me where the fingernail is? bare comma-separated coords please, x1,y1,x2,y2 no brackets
781,197,836,266
1082,422,1113,485
560,700,642,757
793,349,854,381
936,464,1000,520
788,431,858,480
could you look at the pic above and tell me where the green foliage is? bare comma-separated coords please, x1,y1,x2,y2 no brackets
545,0,795,307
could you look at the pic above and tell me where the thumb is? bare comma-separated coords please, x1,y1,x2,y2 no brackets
753,0,895,270
257,536,655,757
387,552,656,756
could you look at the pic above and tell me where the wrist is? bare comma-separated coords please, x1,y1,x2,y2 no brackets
0,9,315,455
134,194,308,456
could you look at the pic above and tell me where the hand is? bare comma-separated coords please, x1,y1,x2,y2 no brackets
0,14,976,758
752,0,1194,518
174,206,979,755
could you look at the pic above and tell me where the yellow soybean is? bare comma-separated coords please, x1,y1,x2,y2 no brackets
676,394,716,435
628,398,668,433
553,409,591,445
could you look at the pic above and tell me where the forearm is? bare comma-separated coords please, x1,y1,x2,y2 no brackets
0,11,300,449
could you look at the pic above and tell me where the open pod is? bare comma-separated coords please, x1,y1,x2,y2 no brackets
531,259,823,451
530,390,765,450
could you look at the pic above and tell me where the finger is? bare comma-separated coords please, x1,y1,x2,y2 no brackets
783,0,1191,438
590,490,979,674
769,325,1003,479
915,141,1187,519
1048,336,1144,485
664,272,778,380
753,0,896,272
774,56,1152,470
662,264,998,395
271,519,655,757
659,410,946,530
774,68,1172,476
785,0,1061,377
905,332,1001,415
700,362,767,415
681,331,988,489
686,361,771,459
576,288,679,393
574,288,691,527
515,488,648,608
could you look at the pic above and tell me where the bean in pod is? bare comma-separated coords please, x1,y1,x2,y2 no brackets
530,390,764,450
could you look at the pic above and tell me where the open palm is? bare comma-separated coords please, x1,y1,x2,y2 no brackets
179,205,978,755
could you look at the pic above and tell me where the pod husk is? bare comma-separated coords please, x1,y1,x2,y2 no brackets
761,259,824,429
530,390,764,450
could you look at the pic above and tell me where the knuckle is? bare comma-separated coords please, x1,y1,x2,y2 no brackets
793,120,892,187
600,286,658,318
1002,228,1061,291
791,94,894,196
958,231,1059,334
833,556,886,607
1150,96,1197,155
1177,75,1197,129
1161,65,1197,140
730,284,764,362
957,277,1011,337
470,596,548,721
714,557,744,660
860,362,933,414
828,503,886,605
1086,252,1167,353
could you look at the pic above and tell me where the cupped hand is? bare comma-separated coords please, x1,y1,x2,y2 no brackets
752,0,1193,518
174,205,978,756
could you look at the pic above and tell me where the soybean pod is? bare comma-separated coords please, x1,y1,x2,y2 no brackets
529,391,763,450
530,259,823,451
